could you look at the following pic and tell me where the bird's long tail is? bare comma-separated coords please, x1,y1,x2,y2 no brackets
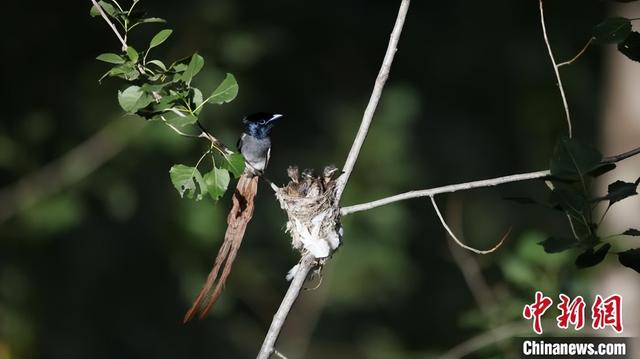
183,173,259,323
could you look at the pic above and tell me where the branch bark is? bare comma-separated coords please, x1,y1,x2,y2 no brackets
257,0,411,357
334,0,411,202
90,0,128,51
341,170,550,216
256,254,315,359
539,0,572,138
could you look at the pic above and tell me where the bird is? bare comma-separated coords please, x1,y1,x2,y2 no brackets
183,112,283,323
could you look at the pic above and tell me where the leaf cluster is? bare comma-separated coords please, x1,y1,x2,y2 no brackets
593,16,640,62
508,138,640,275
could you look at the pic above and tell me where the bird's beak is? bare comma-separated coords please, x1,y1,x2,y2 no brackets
271,113,284,121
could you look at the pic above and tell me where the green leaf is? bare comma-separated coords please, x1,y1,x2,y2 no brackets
149,29,173,49
96,53,125,64
169,164,207,200
588,163,617,177
204,167,230,201
623,228,640,236
181,53,204,85
208,73,239,104
618,248,640,273
538,237,578,253
90,1,117,17
593,17,632,44
118,86,146,113
604,180,638,205
549,137,602,181
126,47,139,62
575,243,611,268
139,17,166,24
161,108,197,127
222,153,246,179
192,88,203,109
147,59,167,71
550,188,587,217
618,31,640,62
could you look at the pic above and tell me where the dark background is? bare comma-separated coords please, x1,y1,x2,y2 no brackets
0,0,630,358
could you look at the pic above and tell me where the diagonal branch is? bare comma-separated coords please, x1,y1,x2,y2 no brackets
539,0,572,138
256,254,315,359
334,0,411,202
257,1,411,358
90,0,128,51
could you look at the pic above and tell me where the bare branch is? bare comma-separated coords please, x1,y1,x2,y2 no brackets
335,0,411,202
341,144,640,216
257,254,316,359
539,0,572,138
90,0,128,51
602,145,640,163
341,170,550,216
257,1,411,357
430,196,510,254
557,37,593,68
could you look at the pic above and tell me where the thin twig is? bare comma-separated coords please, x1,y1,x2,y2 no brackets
539,0,572,138
602,145,640,163
341,170,550,216
340,144,640,216
257,255,316,359
557,38,593,68
430,196,509,254
90,0,128,51
334,0,411,202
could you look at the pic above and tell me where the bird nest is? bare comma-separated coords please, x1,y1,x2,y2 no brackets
273,166,342,260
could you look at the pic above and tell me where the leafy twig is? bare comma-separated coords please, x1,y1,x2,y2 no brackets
90,0,128,51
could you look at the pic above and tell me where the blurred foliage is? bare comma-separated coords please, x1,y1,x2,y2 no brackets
1,0,639,358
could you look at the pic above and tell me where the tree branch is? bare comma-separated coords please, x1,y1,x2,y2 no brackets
257,1,411,357
334,0,411,202
90,0,128,51
341,170,550,216
257,254,316,359
539,0,572,138
340,144,640,216
557,37,593,68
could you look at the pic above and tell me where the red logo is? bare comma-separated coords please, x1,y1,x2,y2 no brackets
523,292,623,335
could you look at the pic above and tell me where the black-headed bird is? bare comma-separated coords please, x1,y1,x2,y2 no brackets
184,112,283,322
